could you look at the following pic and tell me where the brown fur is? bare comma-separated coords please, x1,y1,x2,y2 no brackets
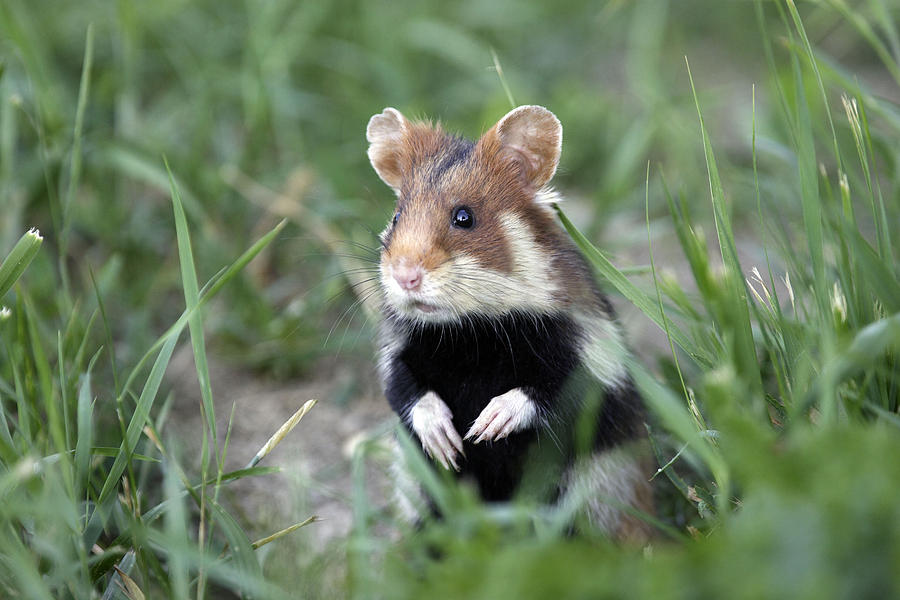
615,453,656,543
617,477,655,543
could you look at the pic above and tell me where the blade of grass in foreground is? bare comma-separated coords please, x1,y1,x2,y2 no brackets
553,205,697,361
163,455,189,599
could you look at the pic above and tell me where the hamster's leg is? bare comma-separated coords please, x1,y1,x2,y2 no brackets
560,446,654,542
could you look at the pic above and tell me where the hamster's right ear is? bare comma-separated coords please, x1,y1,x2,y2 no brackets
484,105,562,189
367,107,408,191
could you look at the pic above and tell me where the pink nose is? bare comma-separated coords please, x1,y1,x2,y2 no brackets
392,264,423,291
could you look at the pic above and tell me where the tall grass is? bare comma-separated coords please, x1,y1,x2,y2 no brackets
0,199,315,596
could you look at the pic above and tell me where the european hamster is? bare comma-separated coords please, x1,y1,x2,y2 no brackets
367,105,651,538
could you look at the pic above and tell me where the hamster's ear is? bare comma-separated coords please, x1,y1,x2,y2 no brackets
485,105,562,189
367,107,408,191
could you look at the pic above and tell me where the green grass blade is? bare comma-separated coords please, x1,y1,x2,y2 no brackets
98,330,181,505
90,269,120,398
23,292,66,455
88,447,159,462
251,516,318,549
0,389,13,451
100,550,137,600
854,94,894,260
685,58,763,399
138,467,279,524
163,456,190,599
785,0,842,171
100,144,208,223
645,163,689,404
825,0,900,87
392,426,460,518
207,497,263,594
792,56,828,306
59,23,94,300
57,332,71,452
75,351,99,502
845,229,900,313
165,158,218,460
0,228,43,299
553,205,697,360
628,357,731,515
7,335,32,445
825,311,900,389
490,48,517,109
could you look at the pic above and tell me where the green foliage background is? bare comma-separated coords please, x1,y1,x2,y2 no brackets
1,0,899,597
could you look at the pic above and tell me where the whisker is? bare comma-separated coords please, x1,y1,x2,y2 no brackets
325,286,382,348
335,292,376,354
297,251,380,263
334,238,382,255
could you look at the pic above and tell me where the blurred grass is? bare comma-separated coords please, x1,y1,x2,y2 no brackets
1,0,900,597
0,0,832,374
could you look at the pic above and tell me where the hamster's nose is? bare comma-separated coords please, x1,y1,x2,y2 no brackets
392,264,423,291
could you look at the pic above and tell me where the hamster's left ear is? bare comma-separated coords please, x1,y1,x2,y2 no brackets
366,107,408,191
484,105,562,188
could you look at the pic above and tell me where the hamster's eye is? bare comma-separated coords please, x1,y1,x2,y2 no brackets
392,209,401,226
451,206,475,229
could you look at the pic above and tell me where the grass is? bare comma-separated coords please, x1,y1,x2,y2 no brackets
2,0,900,598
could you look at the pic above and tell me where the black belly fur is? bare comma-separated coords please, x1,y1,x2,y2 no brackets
388,311,644,502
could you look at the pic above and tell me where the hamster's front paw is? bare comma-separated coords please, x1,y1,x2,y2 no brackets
409,392,464,471
465,388,537,444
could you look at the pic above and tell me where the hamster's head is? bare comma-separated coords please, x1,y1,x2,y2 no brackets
367,105,565,324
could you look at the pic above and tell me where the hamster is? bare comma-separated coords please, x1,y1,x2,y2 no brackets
366,105,651,538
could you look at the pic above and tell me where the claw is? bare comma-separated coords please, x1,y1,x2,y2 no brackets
410,392,463,471
465,388,536,444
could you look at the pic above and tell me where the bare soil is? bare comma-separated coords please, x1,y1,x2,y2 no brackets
166,347,395,549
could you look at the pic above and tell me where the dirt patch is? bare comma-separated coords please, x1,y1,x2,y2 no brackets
165,347,395,548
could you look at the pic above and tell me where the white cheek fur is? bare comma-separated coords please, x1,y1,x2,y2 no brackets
381,212,560,320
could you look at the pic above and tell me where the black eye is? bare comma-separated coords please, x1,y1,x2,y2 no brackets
452,206,475,229
392,209,401,226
